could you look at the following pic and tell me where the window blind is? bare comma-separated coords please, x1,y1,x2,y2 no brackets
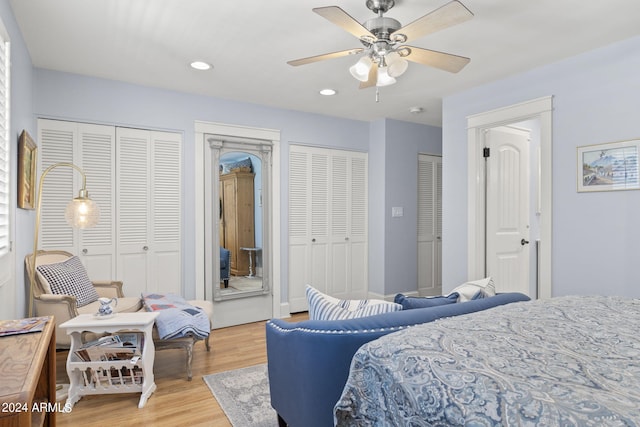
0,25,10,281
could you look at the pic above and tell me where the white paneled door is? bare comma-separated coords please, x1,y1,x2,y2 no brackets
485,127,530,295
288,145,368,313
417,154,442,296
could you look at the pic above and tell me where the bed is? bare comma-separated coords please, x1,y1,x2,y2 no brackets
334,296,640,426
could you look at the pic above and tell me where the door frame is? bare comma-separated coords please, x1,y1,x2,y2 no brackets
467,96,553,299
195,121,282,325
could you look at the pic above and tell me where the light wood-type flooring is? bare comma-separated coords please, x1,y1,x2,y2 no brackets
55,312,308,426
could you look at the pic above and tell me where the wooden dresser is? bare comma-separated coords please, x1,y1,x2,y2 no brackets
220,169,255,276
0,318,56,427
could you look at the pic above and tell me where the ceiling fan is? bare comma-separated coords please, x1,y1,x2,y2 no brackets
288,0,473,88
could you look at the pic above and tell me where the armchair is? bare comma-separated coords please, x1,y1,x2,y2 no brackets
220,246,230,287
25,250,143,348
26,250,214,380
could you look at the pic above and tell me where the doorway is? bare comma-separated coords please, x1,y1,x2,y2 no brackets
195,121,281,328
467,96,553,299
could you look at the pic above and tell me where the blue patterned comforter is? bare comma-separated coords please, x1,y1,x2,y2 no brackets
334,296,640,426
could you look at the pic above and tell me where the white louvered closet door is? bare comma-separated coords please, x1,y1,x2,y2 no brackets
348,153,368,298
149,131,181,295
116,128,182,297
38,120,182,295
38,121,76,254
417,154,442,296
116,128,151,298
287,148,310,312
38,120,116,280
328,151,368,300
288,145,368,312
79,125,116,278
288,147,330,312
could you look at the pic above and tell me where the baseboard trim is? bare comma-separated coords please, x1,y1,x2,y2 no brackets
277,302,291,319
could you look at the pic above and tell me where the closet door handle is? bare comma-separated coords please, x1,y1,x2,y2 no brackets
520,239,530,246
311,238,316,243
82,249,88,254
143,246,149,251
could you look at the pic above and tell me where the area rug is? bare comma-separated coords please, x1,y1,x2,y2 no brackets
203,364,278,427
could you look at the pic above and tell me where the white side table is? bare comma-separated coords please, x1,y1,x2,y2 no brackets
240,247,261,277
59,312,159,409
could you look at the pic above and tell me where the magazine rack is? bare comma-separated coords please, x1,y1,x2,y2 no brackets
59,312,159,409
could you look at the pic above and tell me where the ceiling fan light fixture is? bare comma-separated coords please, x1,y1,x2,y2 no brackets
386,52,409,77
376,67,396,86
349,56,373,82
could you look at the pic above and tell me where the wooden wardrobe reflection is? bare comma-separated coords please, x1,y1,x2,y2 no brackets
219,168,255,276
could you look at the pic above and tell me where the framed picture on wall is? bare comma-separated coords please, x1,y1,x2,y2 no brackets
18,130,37,209
577,139,640,192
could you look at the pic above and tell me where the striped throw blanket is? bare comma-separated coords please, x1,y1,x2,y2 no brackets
142,293,210,340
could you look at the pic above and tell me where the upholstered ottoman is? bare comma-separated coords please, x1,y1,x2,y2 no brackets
143,299,214,381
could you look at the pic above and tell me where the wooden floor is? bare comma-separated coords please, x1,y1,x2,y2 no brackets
55,312,308,427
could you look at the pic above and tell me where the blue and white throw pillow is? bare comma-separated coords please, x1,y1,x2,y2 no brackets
36,256,99,307
394,292,459,310
447,277,496,302
306,285,402,321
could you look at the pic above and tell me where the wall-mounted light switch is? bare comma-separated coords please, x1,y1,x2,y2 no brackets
392,207,404,217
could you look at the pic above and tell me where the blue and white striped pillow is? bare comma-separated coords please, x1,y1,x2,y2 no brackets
306,285,402,321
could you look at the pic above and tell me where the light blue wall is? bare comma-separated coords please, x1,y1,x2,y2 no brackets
2,0,34,319
367,118,443,296
367,119,387,296
383,119,442,295
442,35,640,297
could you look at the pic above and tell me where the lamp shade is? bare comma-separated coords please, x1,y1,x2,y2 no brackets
376,67,397,87
349,56,373,82
65,190,100,228
386,52,408,78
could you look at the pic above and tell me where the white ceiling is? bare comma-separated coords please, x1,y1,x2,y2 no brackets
9,0,640,126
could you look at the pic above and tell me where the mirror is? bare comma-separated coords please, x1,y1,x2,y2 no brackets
204,134,272,302
218,151,264,296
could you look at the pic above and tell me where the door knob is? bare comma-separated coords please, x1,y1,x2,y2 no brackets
82,249,88,254
521,238,530,246
143,246,149,251
311,238,316,243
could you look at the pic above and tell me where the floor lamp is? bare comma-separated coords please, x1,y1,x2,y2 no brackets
28,162,100,317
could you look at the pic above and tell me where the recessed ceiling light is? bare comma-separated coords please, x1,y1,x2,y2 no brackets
190,61,212,71
319,88,337,96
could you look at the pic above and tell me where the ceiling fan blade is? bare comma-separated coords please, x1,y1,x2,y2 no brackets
287,48,363,66
394,0,473,43
313,6,376,41
359,62,378,89
403,46,470,73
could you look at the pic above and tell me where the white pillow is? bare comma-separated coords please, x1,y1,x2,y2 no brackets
306,285,402,321
447,277,496,302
